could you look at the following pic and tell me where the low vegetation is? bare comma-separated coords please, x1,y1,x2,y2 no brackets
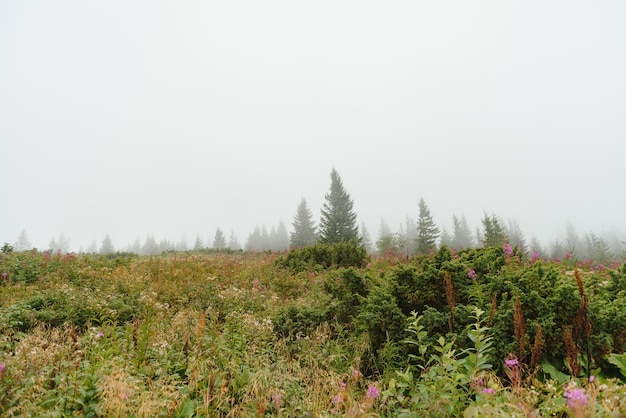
1,246,625,416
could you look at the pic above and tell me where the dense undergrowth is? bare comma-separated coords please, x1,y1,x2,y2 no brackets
1,246,625,416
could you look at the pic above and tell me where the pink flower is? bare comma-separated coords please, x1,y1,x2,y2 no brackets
366,385,380,399
271,393,282,407
505,353,519,369
332,394,344,405
565,388,587,408
531,251,539,261
503,244,513,256
352,369,361,378
468,269,477,280
589,375,595,383
482,387,495,395
339,381,346,390
1,271,6,280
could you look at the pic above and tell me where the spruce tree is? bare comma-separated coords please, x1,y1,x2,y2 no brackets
451,214,474,250
360,222,373,253
416,197,439,254
13,229,32,251
481,212,506,247
212,227,227,250
290,198,318,248
319,169,359,244
228,231,241,251
100,233,115,254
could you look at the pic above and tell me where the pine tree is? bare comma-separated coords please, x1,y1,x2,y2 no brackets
142,235,158,255
585,232,614,264
529,237,545,258
319,169,359,244
13,229,32,251
100,233,115,254
228,231,241,251
290,198,318,248
193,235,204,251
565,221,583,258
272,220,290,251
246,225,263,252
506,219,526,252
481,212,506,247
360,222,373,253
213,227,227,250
416,197,439,254
451,214,474,249
439,226,453,248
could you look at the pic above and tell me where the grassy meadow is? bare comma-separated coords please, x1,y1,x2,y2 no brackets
1,246,626,417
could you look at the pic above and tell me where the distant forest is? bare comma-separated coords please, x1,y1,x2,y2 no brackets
6,169,625,264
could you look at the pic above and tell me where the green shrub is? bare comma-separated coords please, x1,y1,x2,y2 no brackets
273,305,330,340
275,240,368,272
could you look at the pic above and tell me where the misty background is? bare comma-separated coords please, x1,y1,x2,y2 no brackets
1,1,625,255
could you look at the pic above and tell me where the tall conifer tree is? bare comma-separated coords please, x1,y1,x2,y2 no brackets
416,197,439,254
481,212,506,247
319,169,359,244
290,198,318,247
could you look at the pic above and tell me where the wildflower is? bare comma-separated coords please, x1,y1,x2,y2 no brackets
468,269,477,280
482,387,495,395
505,353,519,369
565,388,587,408
96,331,104,338
531,251,539,262
339,381,346,391
471,378,485,388
503,243,513,256
0,362,6,379
352,369,361,378
589,375,595,383
271,393,283,408
332,394,344,405
366,385,380,399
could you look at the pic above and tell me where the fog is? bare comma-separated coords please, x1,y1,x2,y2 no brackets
1,1,625,254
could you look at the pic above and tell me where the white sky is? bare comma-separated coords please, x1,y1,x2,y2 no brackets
1,1,625,251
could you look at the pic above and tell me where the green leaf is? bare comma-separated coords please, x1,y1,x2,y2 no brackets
541,361,570,385
607,353,626,380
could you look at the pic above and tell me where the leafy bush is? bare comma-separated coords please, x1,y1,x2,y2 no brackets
275,240,368,272
273,304,330,340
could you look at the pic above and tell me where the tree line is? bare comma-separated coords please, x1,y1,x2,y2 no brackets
5,168,625,262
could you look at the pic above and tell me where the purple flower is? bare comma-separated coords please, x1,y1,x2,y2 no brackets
565,388,587,408
366,385,380,399
339,381,346,391
505,353,519,369
503,244,513,256
482,387,495,395
589,375,595,383
468,270,477,280
332,394,344,405
0,362,6,374
531,251,539,262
